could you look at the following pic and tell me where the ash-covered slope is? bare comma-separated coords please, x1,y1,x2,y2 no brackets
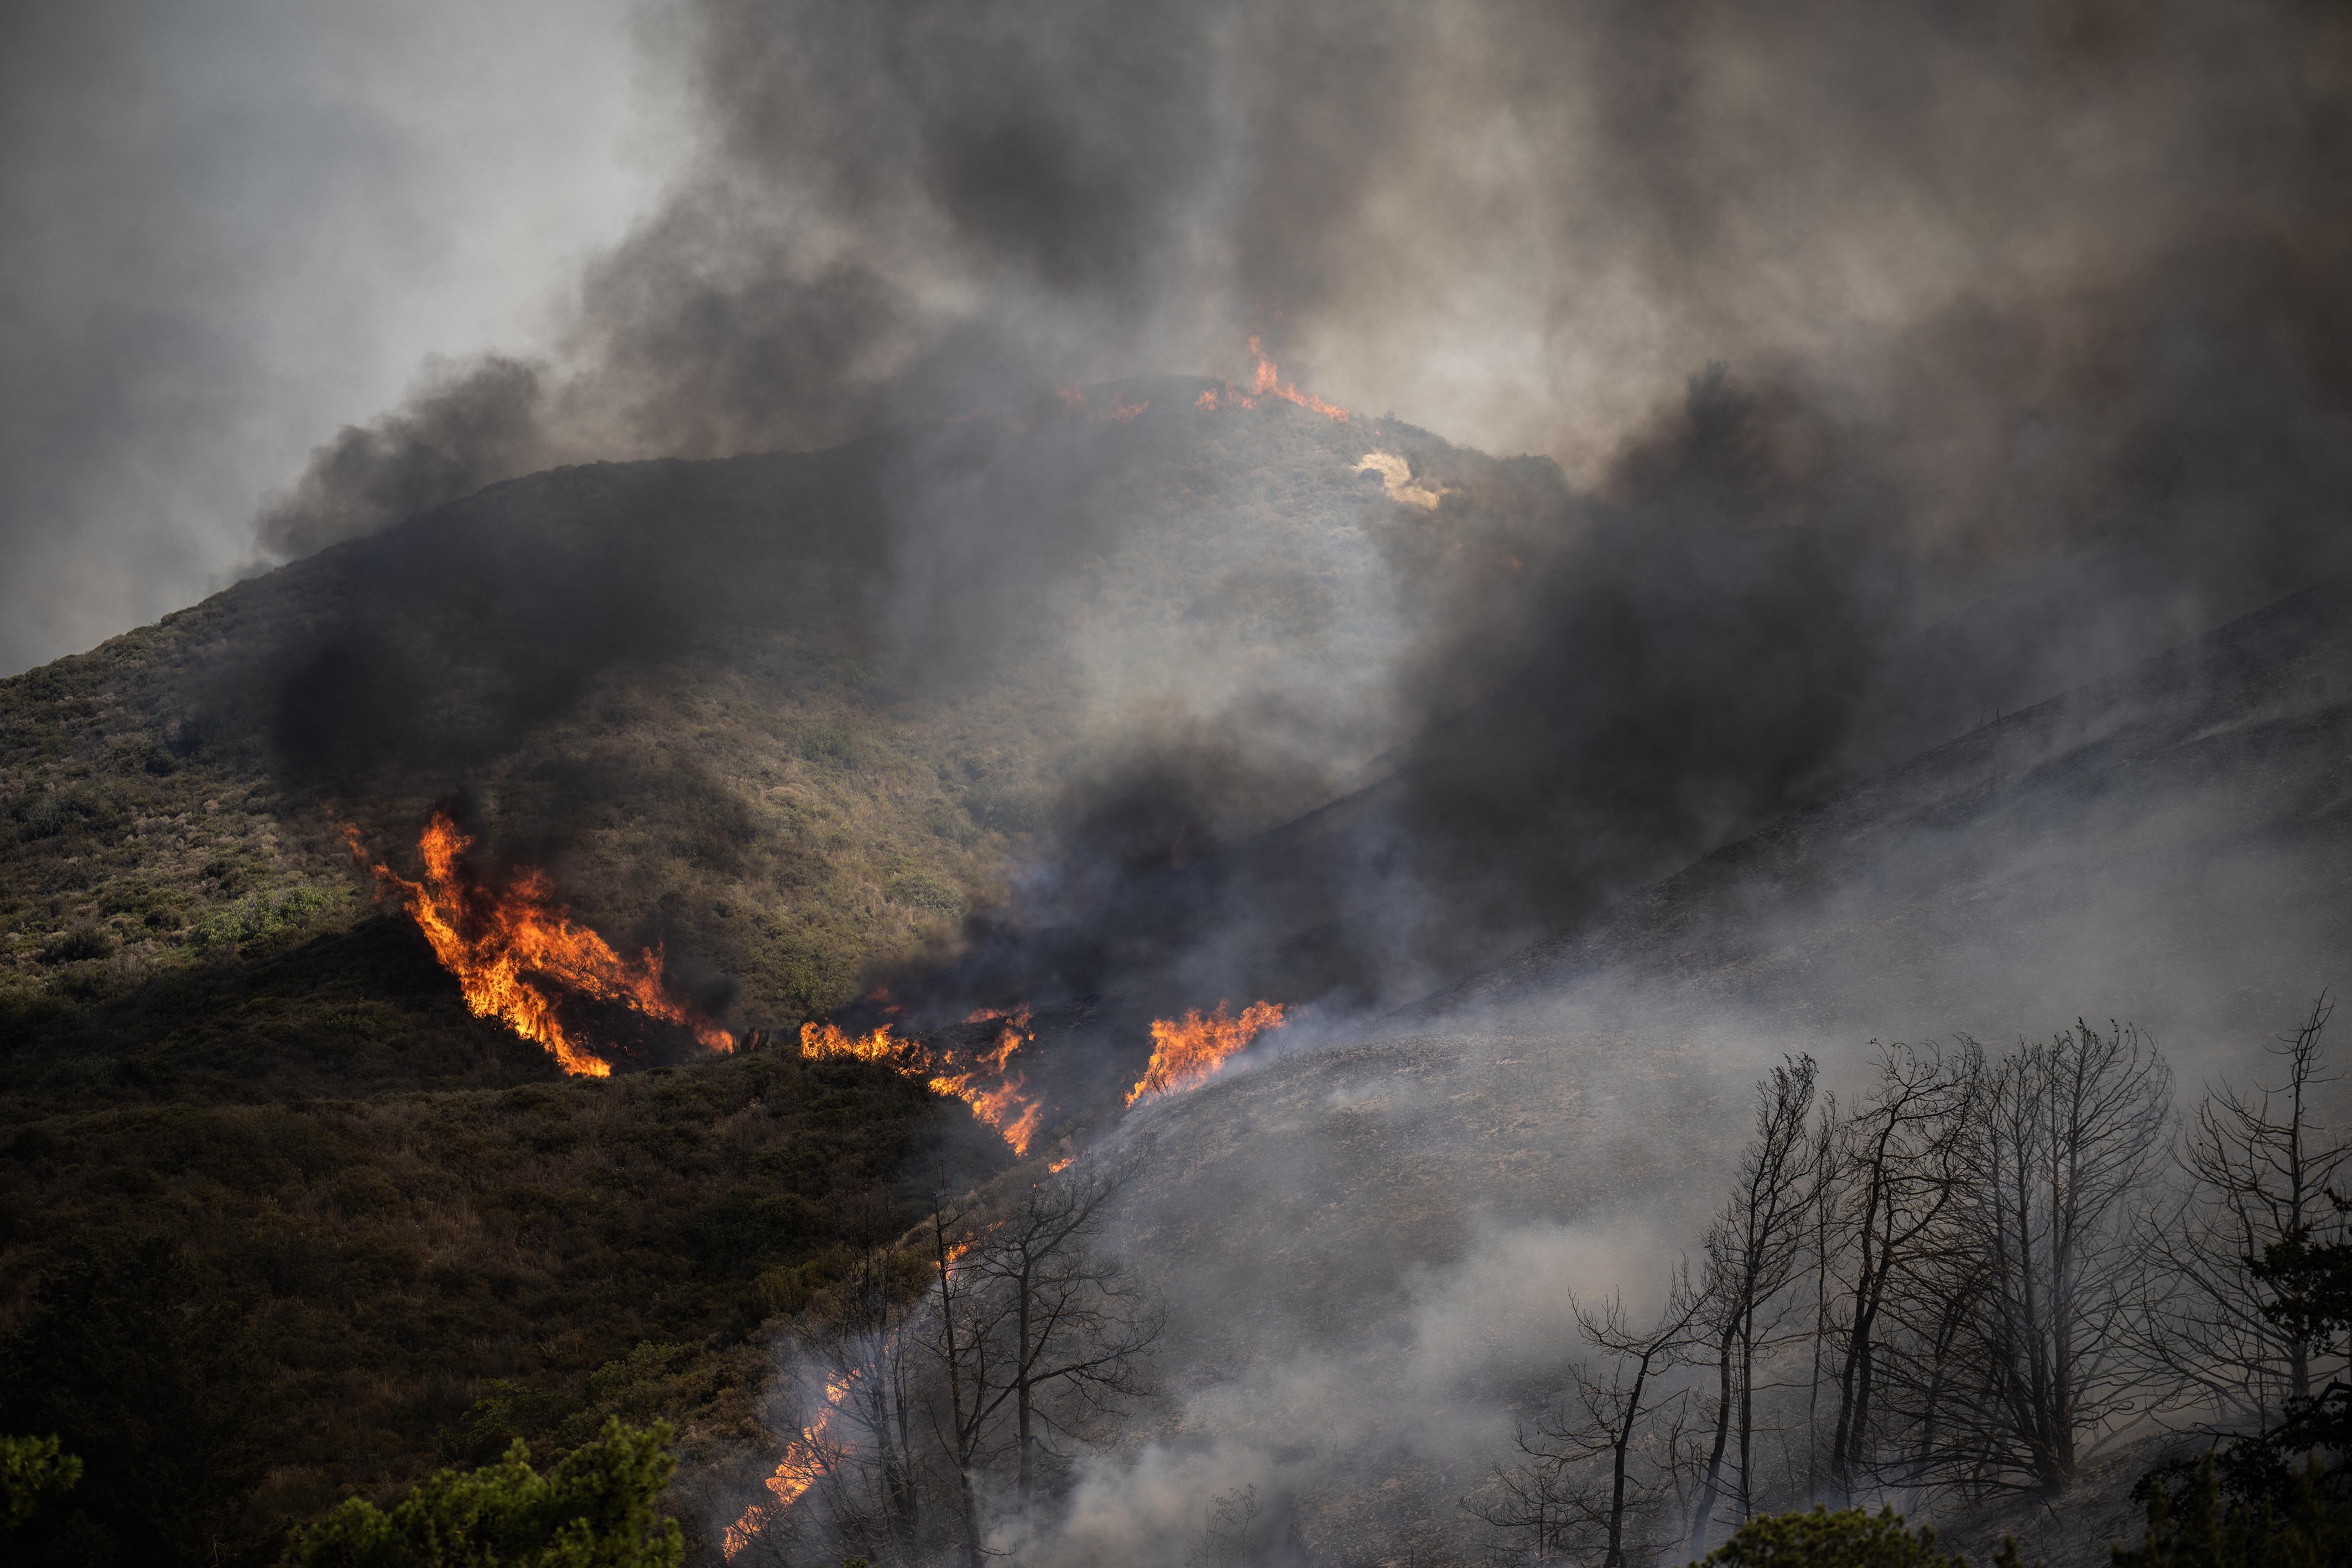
1068,575,2352,1567
1436,564,2352,1047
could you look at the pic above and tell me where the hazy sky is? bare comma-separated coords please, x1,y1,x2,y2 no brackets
0,0,680,675
7,1,2346,680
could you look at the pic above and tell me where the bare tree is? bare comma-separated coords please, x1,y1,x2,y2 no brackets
1187,1483,1266,1568
797,1237,929,1565
1686,1054,1818,1554
1577,1276,1709,1568
2136,994,2346,1426
920,1187,1000,1568
1801,1090,1844,1496
1818,1041,1979,1503
1946,1020,2173,1492
920,1164,1163,1562
1461,1432,1585,1563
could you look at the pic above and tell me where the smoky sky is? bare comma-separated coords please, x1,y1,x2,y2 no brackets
9,0,2349,673
243,0,2352,571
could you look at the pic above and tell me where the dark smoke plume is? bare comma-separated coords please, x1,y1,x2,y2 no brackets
237,0,2352,1024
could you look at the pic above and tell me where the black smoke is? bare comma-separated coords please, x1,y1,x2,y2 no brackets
215,0,2352,1024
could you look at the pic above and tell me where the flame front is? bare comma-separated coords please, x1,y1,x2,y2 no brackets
350,812,732,1077
721,1371,860,1559
1127,1000,1286,1105
800,1018,1045,1154
1196,338,1349,421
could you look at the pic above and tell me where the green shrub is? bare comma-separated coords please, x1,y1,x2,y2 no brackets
2,1434,82,1529
287,1418,682,1568
191,887,333,949
1692,1505,2030,1567
883,869,962,914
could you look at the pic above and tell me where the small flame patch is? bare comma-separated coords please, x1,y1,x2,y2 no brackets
1127,1000,1286,1105
1197,338,1349,421
800,1019,1045,1154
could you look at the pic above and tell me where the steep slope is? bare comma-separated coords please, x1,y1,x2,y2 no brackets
0,385,1550,1557
0,383,1534,1109
1078,574,2352,1566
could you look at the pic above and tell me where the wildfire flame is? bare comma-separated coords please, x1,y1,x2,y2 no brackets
1052,385,1149,423
721,1370,861,1559
1196,338,1349,421
723,1237,985,1557
349,811,732,1078
800,1019,1045,1154
1126,1000,1286,1105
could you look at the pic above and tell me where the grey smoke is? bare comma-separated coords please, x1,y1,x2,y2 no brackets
0,0,667,677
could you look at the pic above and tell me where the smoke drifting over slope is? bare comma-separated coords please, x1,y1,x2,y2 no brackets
254,0,2352,585
228,3,2352,997
34,0,2352,1041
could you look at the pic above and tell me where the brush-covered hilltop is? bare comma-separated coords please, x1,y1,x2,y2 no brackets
0,382,1559,1558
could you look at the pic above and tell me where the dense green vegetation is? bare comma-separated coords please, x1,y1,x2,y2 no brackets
0,1050,1003,1562
2117,1458,2352,1567
287,1419,683,1568
2,1433,81,1530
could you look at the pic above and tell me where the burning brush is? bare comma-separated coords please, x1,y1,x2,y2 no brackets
798,1009,1047,1154
1126,999,1286,1103
1194,337,1349,420
348,810,733,1077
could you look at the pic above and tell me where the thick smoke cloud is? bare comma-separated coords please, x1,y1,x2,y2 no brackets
253,0,2352,578
178,0,2352,1044
22,0,2352,1025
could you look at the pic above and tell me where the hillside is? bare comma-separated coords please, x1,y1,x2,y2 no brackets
7,377,2345,1562
0,384,1557,1560
0,383,1548,1104
1085,569,2352,1566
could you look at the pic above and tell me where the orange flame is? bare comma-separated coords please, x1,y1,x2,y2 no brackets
1126,1000,1286,1105
722,1371,861,1559
1196,340,1348,421
349,812,732,1078
800,1020,1045,1155
1051,386,1150,423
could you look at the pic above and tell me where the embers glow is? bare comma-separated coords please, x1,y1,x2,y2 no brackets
721,1370,860,1560
1196,338,1349,421
799,1018,1045,1154
1126,1000,1286,1105
349,811,732,1077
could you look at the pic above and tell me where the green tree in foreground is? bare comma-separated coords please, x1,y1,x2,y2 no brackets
285,1418,683,1568
2,1434,82,1530
1692,1505,2032,1567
